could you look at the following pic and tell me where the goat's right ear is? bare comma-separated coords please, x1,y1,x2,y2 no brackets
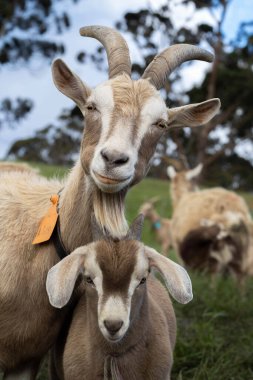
167,166,177,179
167,98,220,128
46,246,89,309
52,59,91,109
145,246,193,304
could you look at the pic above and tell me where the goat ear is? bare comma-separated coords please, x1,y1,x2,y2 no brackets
167,166,177,179
145,247,193,304
185,163,203,180
167,98,220,128
52,59,91,109
126,214,144,241
46,246,90,309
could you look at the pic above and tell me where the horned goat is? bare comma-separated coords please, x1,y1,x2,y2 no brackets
46,216,193,380
167,164,252,281
0,25,220,378
139,197,172,256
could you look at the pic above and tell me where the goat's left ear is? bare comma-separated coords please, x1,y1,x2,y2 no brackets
145,246,193,304
167,98,220,128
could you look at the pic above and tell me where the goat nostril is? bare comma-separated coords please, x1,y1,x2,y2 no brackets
104,319,123,335
101,149,109,162
114,155,129,165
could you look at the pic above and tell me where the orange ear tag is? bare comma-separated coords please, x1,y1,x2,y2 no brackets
32,194,59,245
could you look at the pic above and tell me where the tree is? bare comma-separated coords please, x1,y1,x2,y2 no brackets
0,0,79,129
114,0,253,188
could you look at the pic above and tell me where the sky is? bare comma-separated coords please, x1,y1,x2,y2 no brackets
0,0,252,159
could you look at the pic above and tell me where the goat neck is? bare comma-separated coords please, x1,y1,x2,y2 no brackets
58,160,128,252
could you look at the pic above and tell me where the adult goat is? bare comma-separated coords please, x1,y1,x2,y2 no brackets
167,164,252,281
0,25,219,378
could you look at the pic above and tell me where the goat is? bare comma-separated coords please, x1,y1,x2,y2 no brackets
0,25,220,378
139,197,172,256
167,164,252,281
46,215,193,380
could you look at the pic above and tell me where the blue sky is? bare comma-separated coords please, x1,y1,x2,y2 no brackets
0,0,252,159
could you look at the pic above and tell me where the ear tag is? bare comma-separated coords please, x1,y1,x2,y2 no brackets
32,194,59,245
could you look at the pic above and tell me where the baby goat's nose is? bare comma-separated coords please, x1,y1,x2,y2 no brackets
104,319,123,335
101,149,129,167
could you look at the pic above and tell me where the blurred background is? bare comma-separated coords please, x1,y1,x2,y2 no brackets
1,1,253,379
0,0,253,189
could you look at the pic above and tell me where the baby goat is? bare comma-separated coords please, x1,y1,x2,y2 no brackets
46,216,192,380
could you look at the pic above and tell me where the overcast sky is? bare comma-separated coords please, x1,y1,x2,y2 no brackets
0,0,252,159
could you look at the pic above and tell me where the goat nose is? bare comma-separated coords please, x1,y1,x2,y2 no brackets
101,149,129,167
104,319,123,335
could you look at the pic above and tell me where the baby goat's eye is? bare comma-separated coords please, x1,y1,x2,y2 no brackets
139,277,146,285
86,276,94,285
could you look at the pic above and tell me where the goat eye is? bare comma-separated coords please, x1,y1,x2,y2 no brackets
139,277,146,285
86,104,96,111
86,276,94,285
156,120,168,130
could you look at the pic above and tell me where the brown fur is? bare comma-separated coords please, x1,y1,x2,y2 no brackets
169,168,252,279
50,240,176,380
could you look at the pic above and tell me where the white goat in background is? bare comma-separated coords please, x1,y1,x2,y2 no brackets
0,25,220,379
167,164,252,281
46,216,193,380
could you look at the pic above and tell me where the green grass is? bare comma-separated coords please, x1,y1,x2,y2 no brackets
2,162,253,379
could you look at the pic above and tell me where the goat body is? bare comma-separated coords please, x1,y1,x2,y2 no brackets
168,166,252,278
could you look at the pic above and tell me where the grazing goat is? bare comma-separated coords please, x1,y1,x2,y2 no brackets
46,216,193,380
167,165,252,281
139,197,172,256
0,25,220,378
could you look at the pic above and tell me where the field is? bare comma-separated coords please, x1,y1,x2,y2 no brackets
2,163,253,379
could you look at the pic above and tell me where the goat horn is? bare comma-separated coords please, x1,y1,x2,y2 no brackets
142,44,213,90
80,25,131,79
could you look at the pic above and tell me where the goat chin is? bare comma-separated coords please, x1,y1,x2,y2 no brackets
93,187,128,238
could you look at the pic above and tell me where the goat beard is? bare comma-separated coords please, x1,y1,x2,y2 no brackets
93,187,128,238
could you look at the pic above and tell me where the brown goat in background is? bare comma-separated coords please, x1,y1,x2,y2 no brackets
167,164,252,282
139,197,172,256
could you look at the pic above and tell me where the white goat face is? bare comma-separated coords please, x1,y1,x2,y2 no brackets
52,25,221,194
83,77,167,193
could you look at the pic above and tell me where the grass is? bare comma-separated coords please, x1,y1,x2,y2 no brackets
2,162,253,379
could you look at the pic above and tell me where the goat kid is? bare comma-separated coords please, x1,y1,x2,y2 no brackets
167,164,252,280
46,216,193,380
0,25,220,378
139,197,172,256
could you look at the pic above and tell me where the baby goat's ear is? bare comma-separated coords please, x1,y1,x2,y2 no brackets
125,214,144,241
52,59,91,110
46,246,90,309
167,98,220,128
145,247,193,304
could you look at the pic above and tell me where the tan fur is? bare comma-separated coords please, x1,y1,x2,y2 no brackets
169,168,252,279
139,199,173,256
0,162,39,174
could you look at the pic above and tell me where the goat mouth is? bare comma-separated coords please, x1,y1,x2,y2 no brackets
93,171,130,185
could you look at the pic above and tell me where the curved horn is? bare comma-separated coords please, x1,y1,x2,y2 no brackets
80,25,131,79
142,44,213,90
